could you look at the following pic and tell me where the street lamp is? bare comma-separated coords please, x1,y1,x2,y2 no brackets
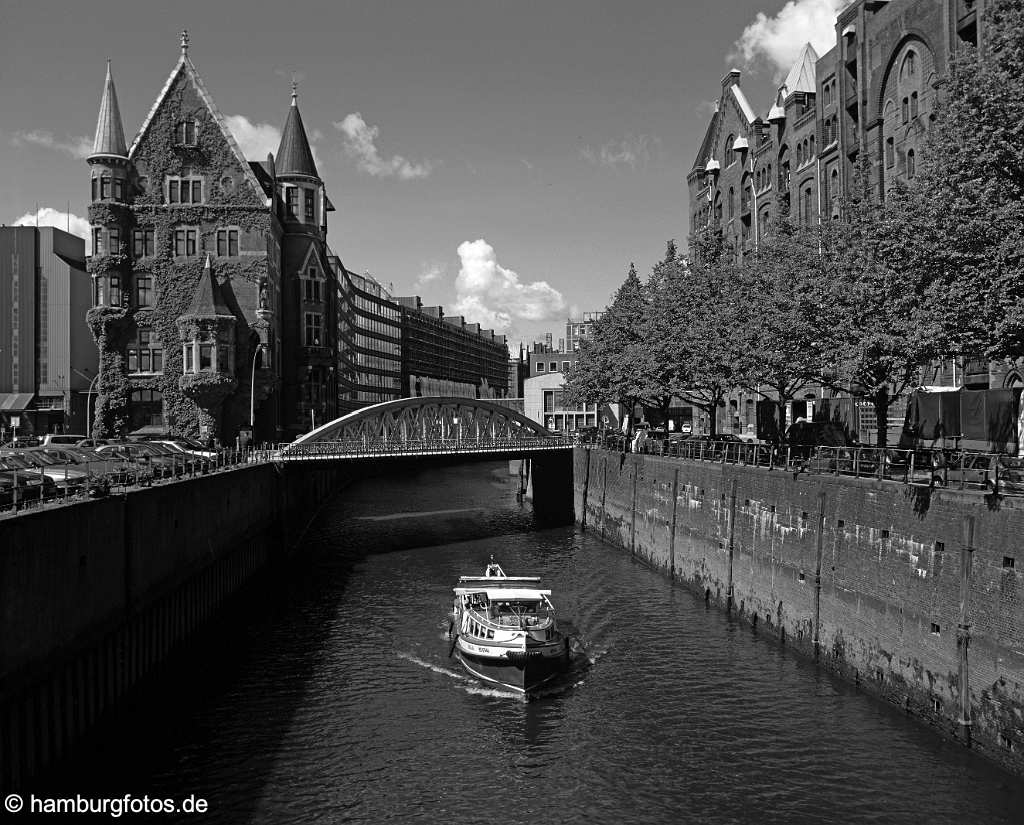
249,343,265,429
72,367,99,438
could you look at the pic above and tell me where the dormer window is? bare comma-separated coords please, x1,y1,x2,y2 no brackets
176,119,198,146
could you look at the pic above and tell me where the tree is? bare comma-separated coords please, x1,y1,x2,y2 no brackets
733,221,833,441
912,0,1024,360
564,263,647,436
817,169,945,447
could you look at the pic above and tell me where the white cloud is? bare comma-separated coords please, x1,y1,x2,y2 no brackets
224,115,281,161
13,207,91,253
334,112,433,180
414,263,446,291
452,239,565,333
580,134,657,170
731,0,850,80
11,130,92,159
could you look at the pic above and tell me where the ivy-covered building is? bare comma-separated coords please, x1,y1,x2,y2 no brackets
86,33,336,443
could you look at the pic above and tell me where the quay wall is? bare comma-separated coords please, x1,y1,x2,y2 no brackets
0,462,347,786
574,446,1024,775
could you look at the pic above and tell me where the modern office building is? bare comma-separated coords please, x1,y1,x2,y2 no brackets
334,265,403,413
523,372,598,433
565,312,602,352
393,295,509,400
0,226,98,439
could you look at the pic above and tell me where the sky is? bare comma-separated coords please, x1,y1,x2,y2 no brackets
0,0,848,347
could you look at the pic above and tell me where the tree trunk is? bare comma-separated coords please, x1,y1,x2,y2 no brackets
872,388,891,449
777,398,788,444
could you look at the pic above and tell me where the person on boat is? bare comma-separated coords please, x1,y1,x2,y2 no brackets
485,556,502,577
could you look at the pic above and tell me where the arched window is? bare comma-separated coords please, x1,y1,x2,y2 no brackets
907,149,916,178
886,137,895,168
902,97,909,123
910,91,919,118
809,135,815,157
728,187,735,219
830,168,839,210
901,51,917,79
725,134,735,162
797,143,804,166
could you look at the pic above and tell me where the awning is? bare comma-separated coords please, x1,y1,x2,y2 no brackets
0,393,35,411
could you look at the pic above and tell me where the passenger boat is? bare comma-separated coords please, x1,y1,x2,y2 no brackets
450,557,569,695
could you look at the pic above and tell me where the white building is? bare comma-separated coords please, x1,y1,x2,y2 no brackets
523,373,597,432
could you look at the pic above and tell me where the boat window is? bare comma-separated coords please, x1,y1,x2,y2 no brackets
486,629,494,639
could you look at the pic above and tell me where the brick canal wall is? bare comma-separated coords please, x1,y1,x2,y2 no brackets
574,447,1024,775
0,462,347,786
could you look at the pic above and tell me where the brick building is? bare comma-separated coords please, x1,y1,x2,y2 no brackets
685,0,1002,436
689,0,988,264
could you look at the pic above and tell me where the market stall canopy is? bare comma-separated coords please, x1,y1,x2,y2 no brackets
0,393,35,411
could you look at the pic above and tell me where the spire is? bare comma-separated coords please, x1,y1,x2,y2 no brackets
275,88,319,179
181,29,189,56
185,254,233,318
89,60,128,160
782,42,819,97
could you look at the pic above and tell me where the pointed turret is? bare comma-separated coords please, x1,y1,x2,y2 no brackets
89,61,128,161
275,84,320,179
781,43,819,99
186,254,234,318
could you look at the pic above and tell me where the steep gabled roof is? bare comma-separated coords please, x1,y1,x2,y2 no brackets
781,43,819,97
128,43,265,201
185,254,234,318
730,85,757,125
276,91,320,179
90,61,128,160
690,107,720,173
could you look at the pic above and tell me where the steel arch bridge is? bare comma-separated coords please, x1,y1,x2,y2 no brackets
278,397,571,461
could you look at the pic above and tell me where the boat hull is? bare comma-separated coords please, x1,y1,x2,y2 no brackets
455,639,568,694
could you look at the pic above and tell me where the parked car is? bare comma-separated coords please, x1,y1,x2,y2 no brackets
40,433,87,446
95,442,184,478
2,436,42,448
35,446,135,485
149,437,217,460
4,449,90,491
0,455,58,500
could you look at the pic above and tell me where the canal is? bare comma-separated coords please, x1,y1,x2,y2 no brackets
48,461,1023,823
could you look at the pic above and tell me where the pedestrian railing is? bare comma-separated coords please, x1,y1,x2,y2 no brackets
580,435,1024,495
0,447,275,518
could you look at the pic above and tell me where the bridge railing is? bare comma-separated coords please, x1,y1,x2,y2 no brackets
279,435,574,458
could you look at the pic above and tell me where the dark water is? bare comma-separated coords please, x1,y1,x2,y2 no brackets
53,461,1023,823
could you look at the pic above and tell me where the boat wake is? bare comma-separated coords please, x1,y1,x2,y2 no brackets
397,651,526,700
396,651,466,682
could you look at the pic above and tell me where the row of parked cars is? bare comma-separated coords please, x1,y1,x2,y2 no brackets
0,434,219,509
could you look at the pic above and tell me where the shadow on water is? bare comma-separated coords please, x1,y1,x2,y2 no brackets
38,459,560,823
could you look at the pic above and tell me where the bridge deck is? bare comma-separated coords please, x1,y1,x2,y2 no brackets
278,437,573,461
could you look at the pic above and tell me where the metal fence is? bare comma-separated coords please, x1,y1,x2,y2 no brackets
583,436,1024,495
0,448,274,518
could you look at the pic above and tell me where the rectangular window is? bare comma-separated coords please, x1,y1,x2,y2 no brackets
174,229,185,257
216,229,239,257
549,362,557,372
536,362,545,372
192,180,202,204
180,180,191,204
228,229,238,257
113,178,123,202
136,275,153,306
562,361,570,372
128,348,138,373
108,228,120,253
169,180,179,204
218,344,230,373
286,187,298,217
109,275,121,307
91,177,98,202
152,345,163,373
885,138,895,168
100,177,111,199
304,189,315,221
133,228,154,257
183,344,194,373
199,344,213,371
92,228,104,256
304,312,322,346
185,229,196,256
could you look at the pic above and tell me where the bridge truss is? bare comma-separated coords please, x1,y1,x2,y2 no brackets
279,397,570,461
